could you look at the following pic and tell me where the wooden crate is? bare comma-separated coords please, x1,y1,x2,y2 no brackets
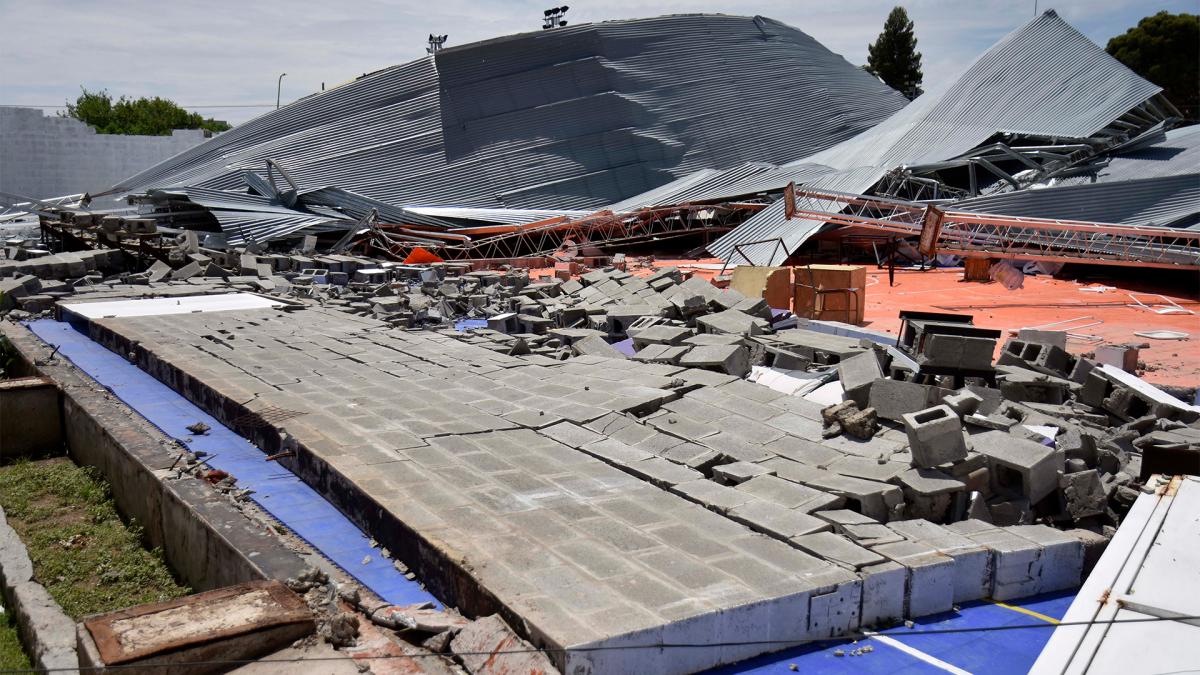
963,257,993,282
792,264,867,325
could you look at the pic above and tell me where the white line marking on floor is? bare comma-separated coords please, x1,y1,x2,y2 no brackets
863,630,974,675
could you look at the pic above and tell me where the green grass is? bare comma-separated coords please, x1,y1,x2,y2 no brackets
0,607,30,672
0,458,190,620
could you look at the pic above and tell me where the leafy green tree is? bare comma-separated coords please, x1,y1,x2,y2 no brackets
865,6,924,100
62,88,231,135
1106,12,1199,119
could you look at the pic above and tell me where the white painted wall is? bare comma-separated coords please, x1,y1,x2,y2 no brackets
0,107,209,199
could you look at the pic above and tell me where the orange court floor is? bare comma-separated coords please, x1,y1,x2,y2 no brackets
639,259,1200,390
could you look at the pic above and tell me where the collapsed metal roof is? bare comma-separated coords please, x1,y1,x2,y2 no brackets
110,14,906,219
707,10,1182,265
955,174,1200,229
795,10,1166,172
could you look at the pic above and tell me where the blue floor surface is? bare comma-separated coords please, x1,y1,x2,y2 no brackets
26,319,438,608
715,590,1074,674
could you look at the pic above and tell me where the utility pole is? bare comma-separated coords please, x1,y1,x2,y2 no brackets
276,73,287,110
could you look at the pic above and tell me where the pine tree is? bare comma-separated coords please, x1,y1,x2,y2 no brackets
1106,12,1199,119
865,6,924,100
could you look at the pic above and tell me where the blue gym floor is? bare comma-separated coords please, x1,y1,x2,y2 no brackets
715,591,1073,673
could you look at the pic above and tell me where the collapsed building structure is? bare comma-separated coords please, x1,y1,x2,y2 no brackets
7,10,1188,272
1,8,1199,675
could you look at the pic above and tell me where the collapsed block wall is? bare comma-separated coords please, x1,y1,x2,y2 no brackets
77,305,1091,673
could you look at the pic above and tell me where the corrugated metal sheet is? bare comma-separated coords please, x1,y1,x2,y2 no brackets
405,206,591,226
709,10,1170,264
796,10,1163,172
106,14,906,213
955,173,1200,229
1050,124,1200,187
210,210,349,246
707,167,887,265
606,162,839,211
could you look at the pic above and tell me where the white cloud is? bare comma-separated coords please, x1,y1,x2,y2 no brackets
0,0,1191,125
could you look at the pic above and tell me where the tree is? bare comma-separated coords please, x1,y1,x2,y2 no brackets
865,6,924,100
1106,12,1199,119
62,88,231,136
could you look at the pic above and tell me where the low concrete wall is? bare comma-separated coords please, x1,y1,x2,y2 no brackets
0,376,62,459
0,506,79,672
0,323,310,593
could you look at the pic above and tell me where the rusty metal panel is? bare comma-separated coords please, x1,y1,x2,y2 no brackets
84,580,313,666
919,205,945,256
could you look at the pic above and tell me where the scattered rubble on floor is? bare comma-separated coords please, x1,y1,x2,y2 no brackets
4,227,1199,673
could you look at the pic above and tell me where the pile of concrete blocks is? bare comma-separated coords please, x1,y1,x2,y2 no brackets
819,329,1200,537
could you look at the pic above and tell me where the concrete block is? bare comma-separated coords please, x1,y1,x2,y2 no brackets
870,541,956,618
728,500,831,540
897,468,965,522
737,475,843,512
1059,470,1106,520
712,461,772,485
946,521,1041,600
671,480,754,513
858,561,907,627
972,430,1063,503
766,459,905,523
146,260,171,282
1017,329,1067,349
1095,344,1138,373
837,351,883,407
1008,525,1083,594
918,333,996,370
631,325,694,348
572,335,627,360
805,576,864,639
901,405,968,467
677,344,749,378
791,532,884,570
695,309,767,336
868,378,953,422
942,389,983,416
886,519,991,602
170,260,202,280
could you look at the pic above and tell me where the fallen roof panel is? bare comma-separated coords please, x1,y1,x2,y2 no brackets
796,10,1164,173
106,14,906,213
955,173,1200,229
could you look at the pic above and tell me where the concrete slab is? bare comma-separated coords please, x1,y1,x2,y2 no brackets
84,306,864,675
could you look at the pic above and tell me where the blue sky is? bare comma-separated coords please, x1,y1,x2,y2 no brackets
0,0,1195,126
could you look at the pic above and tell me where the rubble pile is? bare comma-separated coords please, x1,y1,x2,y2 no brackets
4,238,1200,666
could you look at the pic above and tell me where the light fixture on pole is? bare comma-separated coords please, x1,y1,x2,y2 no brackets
426,34,448,54
542,5,569,29
276,73,287,110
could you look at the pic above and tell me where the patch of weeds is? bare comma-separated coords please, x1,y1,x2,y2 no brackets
0,335,18,379
0,606,30,671
0,458,190,619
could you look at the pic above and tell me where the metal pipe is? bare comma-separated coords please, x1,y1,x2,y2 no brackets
276,73,287,110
